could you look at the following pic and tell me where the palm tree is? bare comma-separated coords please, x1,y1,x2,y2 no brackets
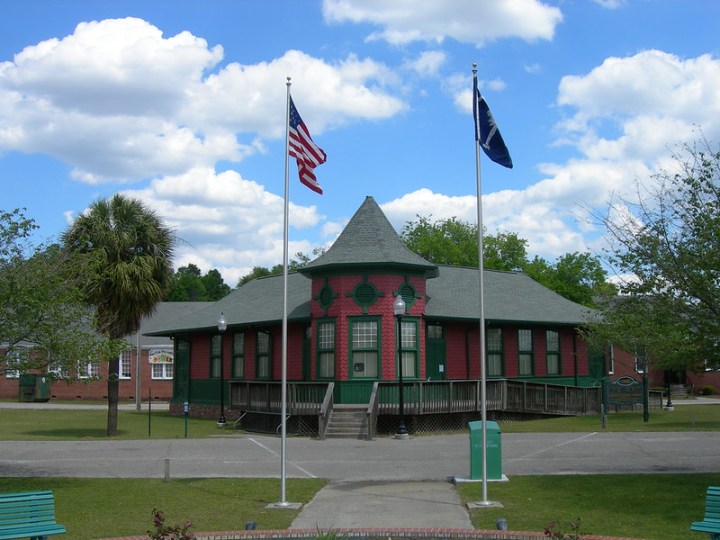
63,194,175,436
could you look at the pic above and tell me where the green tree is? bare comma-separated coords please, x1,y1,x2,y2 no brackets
1,209,118,379
401,215,613,306
167,264,206,301
594,138,720,371
525,252,616,307
484,232,528,271
401,216,478,266
62,194,175,436
166,265,231,301
202,268,231,300
237,250,323,287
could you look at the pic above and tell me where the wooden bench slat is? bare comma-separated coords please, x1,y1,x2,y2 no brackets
0,490,65,540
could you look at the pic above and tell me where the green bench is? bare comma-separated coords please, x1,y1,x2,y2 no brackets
0,491,66,540
692,486,720,539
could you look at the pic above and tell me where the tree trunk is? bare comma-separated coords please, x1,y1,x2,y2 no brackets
107,355,120,437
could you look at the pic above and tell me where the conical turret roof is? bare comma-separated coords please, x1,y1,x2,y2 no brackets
300,196,438,278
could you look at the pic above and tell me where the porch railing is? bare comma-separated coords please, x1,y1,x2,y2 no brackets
317,382,335,440
230,379,609,418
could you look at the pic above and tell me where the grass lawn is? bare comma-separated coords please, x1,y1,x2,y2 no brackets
0,477,325,540
0,408,223,440
499,402,720,432
1,403,718,441
458,473,720,540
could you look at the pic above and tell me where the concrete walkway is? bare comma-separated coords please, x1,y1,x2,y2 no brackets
290,480,474,530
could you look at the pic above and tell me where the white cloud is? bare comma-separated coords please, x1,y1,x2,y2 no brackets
592,0,625,8
119,167,324,285
381,188,589,260
403,51,447,77
0,18,406,184
322,0,563,46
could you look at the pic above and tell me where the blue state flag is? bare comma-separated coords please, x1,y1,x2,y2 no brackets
473,79,513,169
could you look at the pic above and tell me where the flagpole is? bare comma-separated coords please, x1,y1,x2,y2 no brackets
279,76,291,507
473,63,491,506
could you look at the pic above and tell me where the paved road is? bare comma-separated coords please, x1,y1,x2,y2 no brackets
2,401,719,535
1,430,718,480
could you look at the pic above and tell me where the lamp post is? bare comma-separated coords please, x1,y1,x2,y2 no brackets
217,312,227,427
393,295,409,439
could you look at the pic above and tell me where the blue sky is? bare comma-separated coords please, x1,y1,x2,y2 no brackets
1,0,718,286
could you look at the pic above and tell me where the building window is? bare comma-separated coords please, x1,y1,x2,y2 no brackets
546,330,561,375
120,350,133,379
317,319,335,378
608,343,615,375
149,349,173,380
152,362,173,380
427,323,443,340
486,328,503,377
350,318,379,378
399,318,418,378
210,335,222,378
232,332,245,378
256,330,271,379
350,279,381,313
5,351,22,379
518,329,533,376
78,361,100,379
396,281,418,310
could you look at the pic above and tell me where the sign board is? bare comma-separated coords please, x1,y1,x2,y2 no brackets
149,349,173,364
606,375,643,405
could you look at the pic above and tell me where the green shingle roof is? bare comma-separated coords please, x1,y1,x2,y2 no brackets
426,265,593,325
145,273,311,336
300,196,439,278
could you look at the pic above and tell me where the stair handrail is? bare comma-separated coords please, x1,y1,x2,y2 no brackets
366,381,379,440
318,382,335,440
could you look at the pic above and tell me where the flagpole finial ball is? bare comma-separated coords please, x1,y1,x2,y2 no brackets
472,62,477,68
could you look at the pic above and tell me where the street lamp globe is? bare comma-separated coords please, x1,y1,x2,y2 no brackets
393,295,406,317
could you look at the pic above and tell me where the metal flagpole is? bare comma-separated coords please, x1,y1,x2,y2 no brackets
473,63,491,506
278,77,291,507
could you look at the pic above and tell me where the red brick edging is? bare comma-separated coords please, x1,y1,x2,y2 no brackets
98,527,646,540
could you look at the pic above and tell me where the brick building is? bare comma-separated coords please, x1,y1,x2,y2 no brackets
1,302,210,402
147,196,604,430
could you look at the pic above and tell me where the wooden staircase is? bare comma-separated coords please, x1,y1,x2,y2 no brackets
324,404,369,439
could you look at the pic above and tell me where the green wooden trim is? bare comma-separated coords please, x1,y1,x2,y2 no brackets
255,329,272,380
347,276,385,314
396,316,420,380
232,331,245,379
315,317,336,379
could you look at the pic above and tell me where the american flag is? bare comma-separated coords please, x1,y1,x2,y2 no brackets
288,96,327,194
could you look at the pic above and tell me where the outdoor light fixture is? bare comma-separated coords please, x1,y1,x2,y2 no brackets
217,312,227,426
393,295,409,439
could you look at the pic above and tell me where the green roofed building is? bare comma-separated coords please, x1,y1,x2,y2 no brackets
147,196,604,437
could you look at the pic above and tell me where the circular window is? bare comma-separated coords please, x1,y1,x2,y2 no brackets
398,282,416,308
354,282,377,307
319,284,335,309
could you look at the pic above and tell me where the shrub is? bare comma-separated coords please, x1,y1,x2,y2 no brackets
148,508,194,540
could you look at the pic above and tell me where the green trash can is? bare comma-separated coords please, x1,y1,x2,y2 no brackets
17,374,52,402
34,375,52,402
468,420,502,480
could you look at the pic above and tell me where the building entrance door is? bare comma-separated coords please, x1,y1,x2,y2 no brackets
425,323,446,380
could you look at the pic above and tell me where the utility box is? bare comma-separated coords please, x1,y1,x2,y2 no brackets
468,420,502,480
17,374,52,403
